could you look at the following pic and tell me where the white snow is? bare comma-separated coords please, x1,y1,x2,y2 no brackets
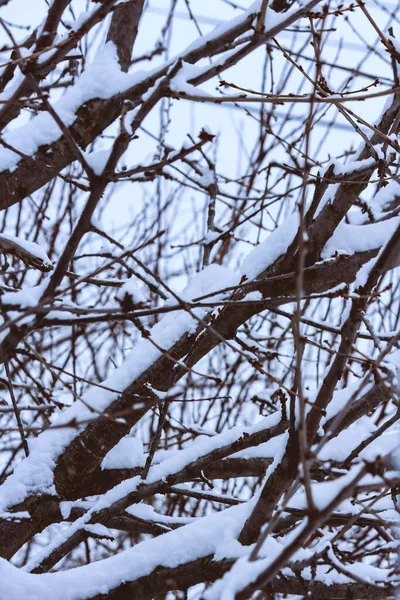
288,468,384,512
0,4,264,177
322,380,374,424
369,180,400,218
0,0,323,181
240,212,299,281
115,276,146,306
125,503,193,526
0,265,239,514
319,414,399,463
23,410,282,572
230,435,283,460
101,436,145,470
83,148,113,176
296,563,392,586
330,156,376,176
1,503,250,599
204,519,310,600
0,280,48,309
0,233,51,269
0,43,134,175
181,2,261,56
170,74,212,99
321,216,400,259
144,411,282,485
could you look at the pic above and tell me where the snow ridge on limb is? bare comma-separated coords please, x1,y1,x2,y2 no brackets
0,0,322,211
238,221,400,544
0,470,394,599
0,0,122,131
0,265,238,509
25,412,286,574
0,233,52,272
0,0,323,528
0,1,398,598
0,229,393,556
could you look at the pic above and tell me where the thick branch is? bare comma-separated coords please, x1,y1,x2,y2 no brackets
53,250,374,501
90,556,395,600
0,1,321,211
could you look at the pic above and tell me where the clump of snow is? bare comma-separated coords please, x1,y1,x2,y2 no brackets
288,466,381,512
240,212,299,281
0,280,48,309
231,435,283,460
83,148,113,176
204,231,220,244
295,562,392,586
0,502,251,599
170,73,212,99
369,180,400,218
0,234,51,270
322,380,373,425
329,156,376,176
197,166,216,188
116,277,146,306
126,503,193,525
102,437,144,470
182,4,260,56
321,216,400,259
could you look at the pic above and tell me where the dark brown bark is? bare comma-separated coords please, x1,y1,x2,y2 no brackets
53,250,376,501
106,0,146,72
90,555,395,600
